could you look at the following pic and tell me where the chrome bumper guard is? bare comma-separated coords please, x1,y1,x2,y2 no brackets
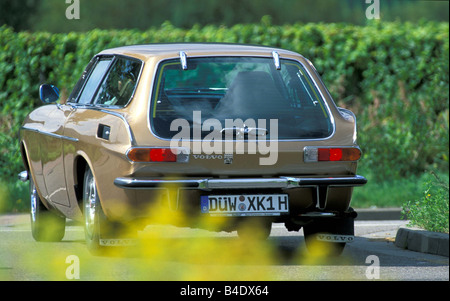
114,175,367,209
18,170,29,182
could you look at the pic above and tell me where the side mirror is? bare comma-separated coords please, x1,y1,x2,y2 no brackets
39,84,60,103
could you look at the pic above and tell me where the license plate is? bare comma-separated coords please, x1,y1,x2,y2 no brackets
200,194,289,216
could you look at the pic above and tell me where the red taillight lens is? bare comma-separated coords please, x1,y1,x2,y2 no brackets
127,148,177,162
150,148,176,162
318,148,361,161
305,147,361,162
318,148,343,161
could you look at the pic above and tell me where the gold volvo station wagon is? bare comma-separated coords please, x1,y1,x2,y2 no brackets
18,43,367,255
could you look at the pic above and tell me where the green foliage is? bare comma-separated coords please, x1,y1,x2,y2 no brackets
402,172,449,233
0,0,42,31
0,180,28,213
18,0,450,32
351,168,429,208
0,21,448,187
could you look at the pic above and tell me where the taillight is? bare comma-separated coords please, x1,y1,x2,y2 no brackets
127,148,188,163
304,147,361,162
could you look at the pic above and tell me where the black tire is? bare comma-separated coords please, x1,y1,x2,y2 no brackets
303,214,354,256
236,217,272,241
82,167,135,255
30,177,66,242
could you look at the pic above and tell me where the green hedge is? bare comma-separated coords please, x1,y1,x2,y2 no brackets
1,20,448,182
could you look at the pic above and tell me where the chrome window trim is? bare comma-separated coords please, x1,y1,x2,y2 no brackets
338,107,358,144
146,54,336,142
92,55,145,108
179,51,188,70
77,56,114,105
67,54,144,109
56,105,136,146
272,51,281,70
88,107,137,146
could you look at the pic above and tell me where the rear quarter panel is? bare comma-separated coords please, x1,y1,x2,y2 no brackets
20,106,56,209
62,108,137,220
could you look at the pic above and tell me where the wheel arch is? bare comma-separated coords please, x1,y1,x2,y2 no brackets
73,153,111,216
19,140,48,208
73,154,90,214
19,141,31,174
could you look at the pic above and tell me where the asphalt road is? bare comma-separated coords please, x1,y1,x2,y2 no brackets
0,214,448,282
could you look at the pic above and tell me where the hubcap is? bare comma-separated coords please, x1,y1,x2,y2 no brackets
30,182,37,223
85,173,97,237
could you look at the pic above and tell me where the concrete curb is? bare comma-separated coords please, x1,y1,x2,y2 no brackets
394,226,449,257
354,208,449,258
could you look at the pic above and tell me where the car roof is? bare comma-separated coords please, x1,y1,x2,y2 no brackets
98,43,301,61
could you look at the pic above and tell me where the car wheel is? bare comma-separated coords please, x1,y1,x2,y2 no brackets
83,167,134,254
30,176,66,242
303,214,354,256
83,167,108,253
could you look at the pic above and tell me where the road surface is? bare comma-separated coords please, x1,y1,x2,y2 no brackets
0,214,448,281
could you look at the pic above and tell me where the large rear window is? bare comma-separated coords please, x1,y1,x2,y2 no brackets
150,57,333,140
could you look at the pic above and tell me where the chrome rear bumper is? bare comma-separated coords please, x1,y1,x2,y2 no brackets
114,175,367,190
114,175,367,210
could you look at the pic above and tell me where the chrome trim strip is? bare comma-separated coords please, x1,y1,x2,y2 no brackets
298,212,336,217
338,107,358,144
89,108,137,146
42,131,79,142
300,57,336,137
59,106,136,146
114,178,201,189
21,126,79,142
179,51,188,70
114,175,367,190
272,51,281,70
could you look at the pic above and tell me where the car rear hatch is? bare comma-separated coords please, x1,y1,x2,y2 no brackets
143,55,348,176
115,54,367,215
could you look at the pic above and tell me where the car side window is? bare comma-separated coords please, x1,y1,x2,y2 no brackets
67,57,97,103
92,57,142,107
77,57,113,104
